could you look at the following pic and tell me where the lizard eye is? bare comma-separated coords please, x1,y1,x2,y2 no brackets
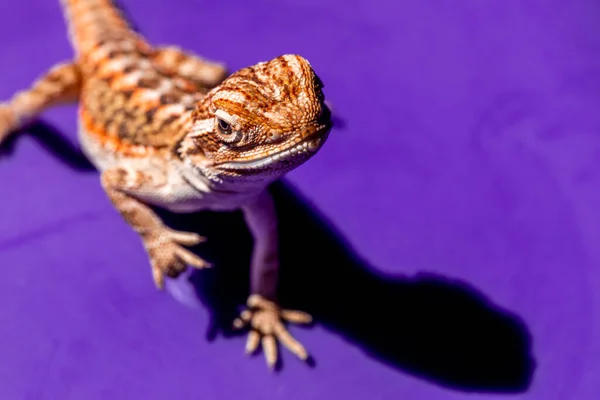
214,111,242,143
217,118,232,135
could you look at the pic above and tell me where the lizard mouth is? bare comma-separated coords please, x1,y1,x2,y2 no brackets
215,127,330,171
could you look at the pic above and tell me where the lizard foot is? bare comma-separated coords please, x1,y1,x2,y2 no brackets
143,227,211,290
233,294,313,369
0,103,16,145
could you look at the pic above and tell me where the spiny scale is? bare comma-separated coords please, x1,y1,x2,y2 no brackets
63,0,216,153
80,45,204,152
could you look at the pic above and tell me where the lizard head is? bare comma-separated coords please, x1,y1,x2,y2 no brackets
177,54,332,185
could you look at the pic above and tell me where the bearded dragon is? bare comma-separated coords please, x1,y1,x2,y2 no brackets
0,0,332,368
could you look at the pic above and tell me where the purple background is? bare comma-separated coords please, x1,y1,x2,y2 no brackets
1,0,599,399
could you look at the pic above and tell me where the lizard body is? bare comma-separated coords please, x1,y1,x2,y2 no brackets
0,0,332,368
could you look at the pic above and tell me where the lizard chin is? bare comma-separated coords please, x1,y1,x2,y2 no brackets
213,130,328,173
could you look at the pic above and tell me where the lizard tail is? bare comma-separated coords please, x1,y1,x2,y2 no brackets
59,0,141,56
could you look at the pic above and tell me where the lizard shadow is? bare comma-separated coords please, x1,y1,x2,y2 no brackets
0,120,96,171
160,182,536,394
7,120,535,394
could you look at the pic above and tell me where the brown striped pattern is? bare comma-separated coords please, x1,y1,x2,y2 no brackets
79,70,198,151
80,106,157,157
178,54,331,171
212,55,324,131
72,30,223,151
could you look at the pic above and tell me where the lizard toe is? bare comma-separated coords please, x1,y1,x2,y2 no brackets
234,294,312,368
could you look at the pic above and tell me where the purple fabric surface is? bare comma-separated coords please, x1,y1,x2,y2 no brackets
1,0,599,399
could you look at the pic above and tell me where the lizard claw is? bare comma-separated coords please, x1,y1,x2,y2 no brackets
143,227,211,290
233,294,312,369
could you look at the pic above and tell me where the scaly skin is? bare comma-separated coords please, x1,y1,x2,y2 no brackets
0,0,332,369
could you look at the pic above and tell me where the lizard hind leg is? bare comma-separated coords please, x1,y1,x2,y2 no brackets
100,166,212,290
0,61,81,145
232,191,314,369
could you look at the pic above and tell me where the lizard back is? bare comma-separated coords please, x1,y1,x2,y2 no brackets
61,0,207,154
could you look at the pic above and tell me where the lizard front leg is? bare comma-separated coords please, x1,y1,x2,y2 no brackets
0,61,81,144
233,190,312,368
101,166,210,289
